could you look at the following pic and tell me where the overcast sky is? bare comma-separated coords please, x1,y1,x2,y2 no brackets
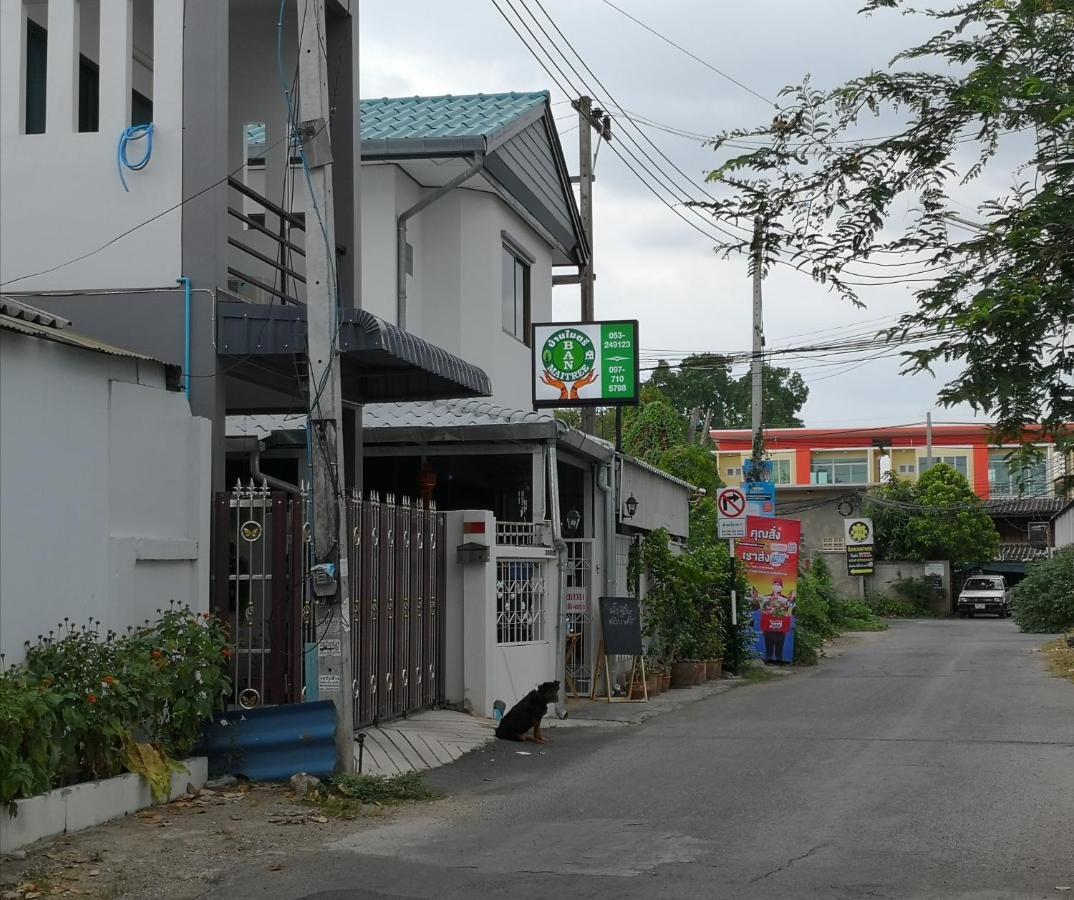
359,0,1015,428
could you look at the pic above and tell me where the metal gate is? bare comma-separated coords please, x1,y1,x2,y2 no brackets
348,492,446,729
564,539,594,696
212,482,305,708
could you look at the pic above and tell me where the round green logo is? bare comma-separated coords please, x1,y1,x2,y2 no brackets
541,328,596,383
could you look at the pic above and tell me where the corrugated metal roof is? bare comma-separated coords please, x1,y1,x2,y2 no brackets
360,92,548,150
0,295,71,329
364,399,553,429
0,309,164,364
984,498,1064,516
996,542,1050,563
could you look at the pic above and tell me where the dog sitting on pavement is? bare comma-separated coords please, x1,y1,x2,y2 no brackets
494,680,559,743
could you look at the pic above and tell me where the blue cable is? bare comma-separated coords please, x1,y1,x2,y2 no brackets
117,123,154,192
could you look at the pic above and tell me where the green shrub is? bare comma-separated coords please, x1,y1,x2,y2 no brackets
1,606,231,807
866,581,936,618
1014,548,1074,633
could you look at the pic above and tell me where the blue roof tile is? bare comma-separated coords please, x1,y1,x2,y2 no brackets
360,92,549,146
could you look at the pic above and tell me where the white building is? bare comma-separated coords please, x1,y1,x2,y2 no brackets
0,297,210,662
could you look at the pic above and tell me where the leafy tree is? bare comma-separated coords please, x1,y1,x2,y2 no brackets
1013,546,1074,632
622,398,687,461
864,464,1000,566
703,0,1074,463
646,355,809,435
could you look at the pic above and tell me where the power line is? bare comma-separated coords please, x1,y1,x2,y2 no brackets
596,0,779,110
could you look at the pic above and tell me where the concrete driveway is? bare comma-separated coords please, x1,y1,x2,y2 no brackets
207,620,1074,899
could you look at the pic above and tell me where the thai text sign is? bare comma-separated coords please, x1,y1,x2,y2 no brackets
844,517,875,576
735,516,801,664
532,321,640,408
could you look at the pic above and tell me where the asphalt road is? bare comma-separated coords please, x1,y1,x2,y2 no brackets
207,620,1074,899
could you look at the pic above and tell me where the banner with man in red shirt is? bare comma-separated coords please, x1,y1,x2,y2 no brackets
735,516,801,663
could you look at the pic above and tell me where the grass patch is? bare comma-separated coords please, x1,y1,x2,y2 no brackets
305,771,443,819
739,665,782,684
1042,634,1074,685
843,617,889,632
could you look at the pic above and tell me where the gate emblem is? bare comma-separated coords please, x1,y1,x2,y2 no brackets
240,520,263,542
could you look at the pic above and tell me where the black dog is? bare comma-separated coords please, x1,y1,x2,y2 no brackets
495,681,559,743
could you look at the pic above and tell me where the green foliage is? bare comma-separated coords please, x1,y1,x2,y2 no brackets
1014,547,1074,633
703,1,1074,458
655,443,720,498
622,399,686,462
332,771,442,805
0,606,231,807
638,530,755,671
865,465,999,567
794,557,886,663
646,355,809,433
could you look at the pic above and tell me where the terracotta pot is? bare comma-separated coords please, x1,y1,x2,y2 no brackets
660,673,672,692
646,673,662,696
670,661,697,688
706,658,723,681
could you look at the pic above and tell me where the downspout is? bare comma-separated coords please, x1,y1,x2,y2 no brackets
547,440,569,716
595,461,617,600
396,153,484,330
176,277,192,400
250,441,302,494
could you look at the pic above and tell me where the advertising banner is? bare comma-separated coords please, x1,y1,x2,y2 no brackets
744,480,776,517
844,516,875,576
532,321,640,408
735,516,801,663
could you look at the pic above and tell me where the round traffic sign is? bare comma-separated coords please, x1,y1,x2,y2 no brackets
718,488,746,518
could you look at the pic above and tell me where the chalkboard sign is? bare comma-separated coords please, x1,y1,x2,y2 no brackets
598,596,643,656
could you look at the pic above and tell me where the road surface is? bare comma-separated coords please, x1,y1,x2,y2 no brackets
209,619,1074,899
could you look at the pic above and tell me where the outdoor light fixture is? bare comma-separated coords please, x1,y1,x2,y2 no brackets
623,495,639,519
565,508,581,533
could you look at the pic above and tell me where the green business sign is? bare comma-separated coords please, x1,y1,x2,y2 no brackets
532,321,639,408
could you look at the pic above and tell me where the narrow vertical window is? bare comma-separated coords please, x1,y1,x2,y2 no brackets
77,0,100,132
243,122,268,228
24,2,48,134
501,237,533,346
130,0,152,125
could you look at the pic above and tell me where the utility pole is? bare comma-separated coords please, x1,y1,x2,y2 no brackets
750,217,765,471
296,0,354,774
925,411,934,472
577,95,596,437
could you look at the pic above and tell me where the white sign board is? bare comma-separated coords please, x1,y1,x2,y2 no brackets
844,517,874,546
717,487,747,539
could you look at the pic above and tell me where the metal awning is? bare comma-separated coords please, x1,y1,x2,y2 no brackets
216,301,491,404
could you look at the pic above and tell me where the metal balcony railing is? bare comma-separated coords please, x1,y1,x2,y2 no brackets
226,176,307,306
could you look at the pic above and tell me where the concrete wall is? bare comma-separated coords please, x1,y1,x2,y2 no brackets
868,560,952,614
0,330,211,663
0,0,184,291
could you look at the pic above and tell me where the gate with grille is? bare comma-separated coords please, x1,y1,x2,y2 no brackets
212,482,306,709
349,493,446,728
564,539,594,696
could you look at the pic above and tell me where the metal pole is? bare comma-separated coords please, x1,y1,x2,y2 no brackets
578,96,596,437
728,538,739,674
926,411,933,472
296,0,354,774
750,217,765,468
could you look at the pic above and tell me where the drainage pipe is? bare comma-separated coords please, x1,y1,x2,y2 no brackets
595,462,617,599
546,440,570,715
176,277,193,400
396,154,484,330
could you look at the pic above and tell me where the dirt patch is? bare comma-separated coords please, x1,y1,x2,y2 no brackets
0,783,416,899
1041,634,1074,684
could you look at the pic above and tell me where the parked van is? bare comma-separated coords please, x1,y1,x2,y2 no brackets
957,575,1012,618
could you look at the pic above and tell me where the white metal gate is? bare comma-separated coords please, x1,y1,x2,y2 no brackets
564,539,593,695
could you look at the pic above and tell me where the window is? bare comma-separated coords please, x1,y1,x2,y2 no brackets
25,17,47,134
130,0,153,126
921,455,968,478
501,243,531,345
898,463,916,474
77,0,100,132
989,452,1048,498
726,467,742,478
497,560,546,644
811,456,868,485
772,459,792,485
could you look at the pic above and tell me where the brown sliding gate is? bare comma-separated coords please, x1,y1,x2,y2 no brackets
212,484,445,727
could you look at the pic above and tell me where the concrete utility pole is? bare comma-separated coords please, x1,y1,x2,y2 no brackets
925,411,934,472
578,95,596,437
750,217,765,469
297,0,354,773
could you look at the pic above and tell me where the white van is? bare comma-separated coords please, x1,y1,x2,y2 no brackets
957,575,1012,618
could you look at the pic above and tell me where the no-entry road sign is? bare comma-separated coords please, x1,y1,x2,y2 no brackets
717,487,747,538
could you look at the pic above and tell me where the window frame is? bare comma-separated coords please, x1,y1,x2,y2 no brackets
501,236,533,347
811,456,869,485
